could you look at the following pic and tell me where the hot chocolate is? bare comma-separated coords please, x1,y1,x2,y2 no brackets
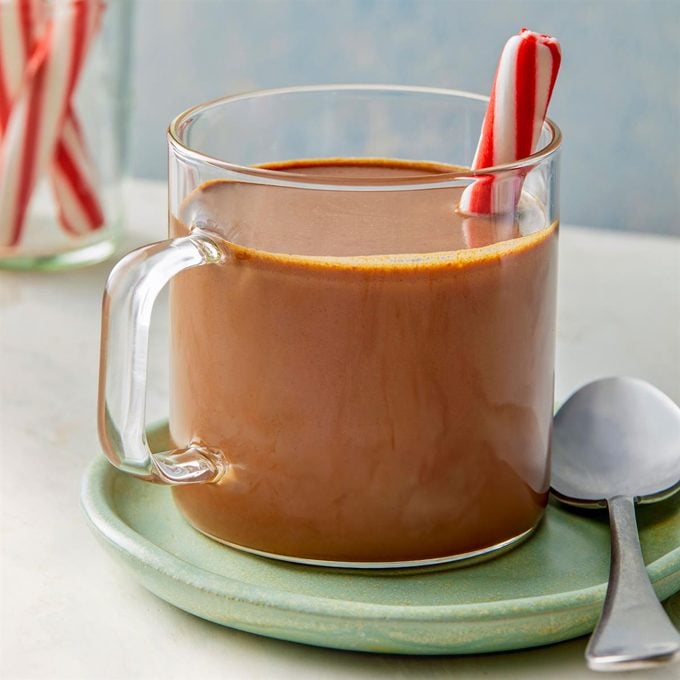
169,159,558,564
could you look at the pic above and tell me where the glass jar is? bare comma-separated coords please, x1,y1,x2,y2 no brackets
0,0,131,270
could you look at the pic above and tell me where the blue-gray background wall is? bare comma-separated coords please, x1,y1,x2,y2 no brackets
129,0,679,235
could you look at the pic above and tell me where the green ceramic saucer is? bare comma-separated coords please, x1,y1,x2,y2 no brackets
81,423,680,655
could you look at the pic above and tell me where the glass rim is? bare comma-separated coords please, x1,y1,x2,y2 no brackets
167,84,562,187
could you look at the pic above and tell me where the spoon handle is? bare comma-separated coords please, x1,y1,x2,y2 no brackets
586,495,680,671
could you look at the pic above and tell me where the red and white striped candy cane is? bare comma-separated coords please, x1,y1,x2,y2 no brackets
52,107,105,235
49,0,105,236
0,0,36,140
0,0,104,247
460,28,561,217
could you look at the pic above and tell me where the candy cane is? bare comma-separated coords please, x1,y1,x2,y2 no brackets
0,7,49,246
460,29,561,217
49,0,104,235
52,107,104,234
0,0,35,140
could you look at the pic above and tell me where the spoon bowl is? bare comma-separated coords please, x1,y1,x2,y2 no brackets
551,377,680,671
552,377,680,507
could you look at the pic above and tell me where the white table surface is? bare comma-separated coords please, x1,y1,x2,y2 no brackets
1,179,679,680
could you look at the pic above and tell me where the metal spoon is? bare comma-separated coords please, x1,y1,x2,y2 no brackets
551,377,680,671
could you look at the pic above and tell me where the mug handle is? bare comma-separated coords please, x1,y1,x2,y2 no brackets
98,230,228,484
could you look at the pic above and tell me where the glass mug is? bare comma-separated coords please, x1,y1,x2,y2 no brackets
99,85,561,568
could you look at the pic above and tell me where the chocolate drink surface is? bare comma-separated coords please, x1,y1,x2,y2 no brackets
169,159,558,564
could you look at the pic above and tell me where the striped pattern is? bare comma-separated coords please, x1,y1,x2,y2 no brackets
0,0,104,247
459,29,561,216
53,108,104,234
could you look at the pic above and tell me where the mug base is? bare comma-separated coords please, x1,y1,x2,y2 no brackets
189,521,540,570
